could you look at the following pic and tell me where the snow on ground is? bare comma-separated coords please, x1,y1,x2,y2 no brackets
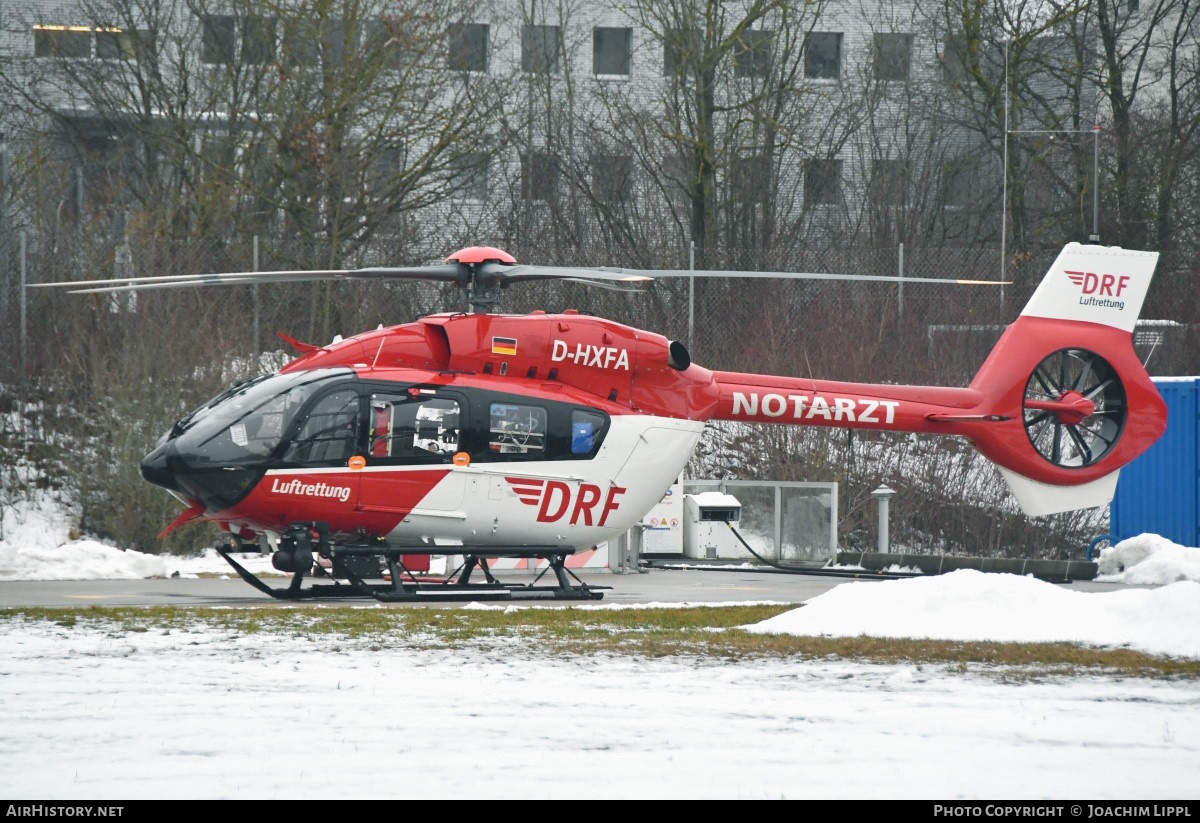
2,617,1199,800
1097,532,1200,584
4,495,1200,662
743,568,1200,659
3,499,1200,799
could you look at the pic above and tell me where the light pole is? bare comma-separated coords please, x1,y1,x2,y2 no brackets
1001,40,1009,292
1001,38,1103,294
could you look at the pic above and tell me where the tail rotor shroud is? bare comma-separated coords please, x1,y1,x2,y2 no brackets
1022,349,1127,469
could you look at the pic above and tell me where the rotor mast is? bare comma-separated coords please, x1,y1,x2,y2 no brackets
446,246,516,315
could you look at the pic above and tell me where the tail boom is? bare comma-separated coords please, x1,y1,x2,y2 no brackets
707,244,1168,516
711,375,986,432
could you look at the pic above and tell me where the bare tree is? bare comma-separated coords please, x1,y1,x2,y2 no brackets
1087,0,1200,249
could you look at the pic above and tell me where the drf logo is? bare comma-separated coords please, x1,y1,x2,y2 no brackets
1066,270,1130,297
506,477,625,525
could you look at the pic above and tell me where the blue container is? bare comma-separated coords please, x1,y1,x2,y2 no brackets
1108,377,1200,547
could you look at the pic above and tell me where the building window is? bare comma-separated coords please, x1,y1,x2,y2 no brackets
521,151,559,201
804,32,841,79
662,27,699,76
201,14,275,66
364,18,408,70
941,161,975,208
370,145,404,198
448,22,487,71
593,26,631,75
200,14,235,64
522,24,561,74
201,136,235,185
873,33,912,81
283,18,348,67
451,153,489,200
96,29,152,60
33,25,94,58
240,16,275,64
733,29,772,78
869,159,906,206
591,154,633,203
941,33,969,84
804,159,841,205
34,25,151,60
664,151,693,203
731,154,771,203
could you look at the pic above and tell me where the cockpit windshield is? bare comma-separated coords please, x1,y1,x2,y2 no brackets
175,368,355,466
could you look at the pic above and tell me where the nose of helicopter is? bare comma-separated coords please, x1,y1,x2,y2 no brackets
140,442,182,494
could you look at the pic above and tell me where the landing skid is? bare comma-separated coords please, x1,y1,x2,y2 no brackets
217,544,608,602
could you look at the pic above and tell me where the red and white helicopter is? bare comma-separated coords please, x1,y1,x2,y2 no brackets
39,242,1166,601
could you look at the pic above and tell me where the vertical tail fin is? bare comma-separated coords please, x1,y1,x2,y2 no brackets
967,243,1167,515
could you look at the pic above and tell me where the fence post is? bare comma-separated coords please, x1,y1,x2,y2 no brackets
773,485,782,564
687,240,694,356
19,231,27,385
0,147,7,323
897,242,904,323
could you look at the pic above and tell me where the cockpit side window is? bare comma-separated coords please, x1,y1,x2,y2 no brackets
281,389,361,466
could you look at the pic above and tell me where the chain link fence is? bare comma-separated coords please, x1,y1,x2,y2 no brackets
1,223,1197,557
4,229,1198,388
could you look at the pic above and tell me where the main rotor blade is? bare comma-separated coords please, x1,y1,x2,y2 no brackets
525,264,1010,286
30,264,465,293
28,257,1010,296
477,263,654,288
556,277,647,293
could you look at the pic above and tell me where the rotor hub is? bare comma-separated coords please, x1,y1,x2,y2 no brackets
1024,390,1095,427
445,246,517,265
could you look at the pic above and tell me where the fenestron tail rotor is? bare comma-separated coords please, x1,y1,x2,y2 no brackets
1022,348,1127,468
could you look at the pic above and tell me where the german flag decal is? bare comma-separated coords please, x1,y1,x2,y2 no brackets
492,336,518,356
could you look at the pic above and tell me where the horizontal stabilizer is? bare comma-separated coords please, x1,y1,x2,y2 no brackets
996,466,1120,517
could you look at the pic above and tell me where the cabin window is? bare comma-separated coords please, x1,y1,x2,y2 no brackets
489,403,547,455
570,410,605,455
369,395,460,463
